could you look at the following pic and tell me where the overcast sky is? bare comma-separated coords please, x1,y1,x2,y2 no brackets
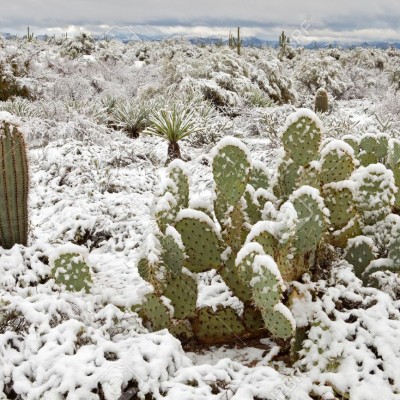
1,0,400,42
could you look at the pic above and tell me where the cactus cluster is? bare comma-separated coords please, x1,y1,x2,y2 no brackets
138,108,400,344
0,113,29,250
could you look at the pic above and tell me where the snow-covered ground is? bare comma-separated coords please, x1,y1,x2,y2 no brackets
1,35,400,399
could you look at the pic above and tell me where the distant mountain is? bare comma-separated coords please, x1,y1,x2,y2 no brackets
1,30,399,49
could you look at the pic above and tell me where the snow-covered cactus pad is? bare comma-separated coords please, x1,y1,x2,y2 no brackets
344,236,377,281
276,156,299,199
281,109,323,166
49,245,92,293
192,306,246,344
351,164,396,226
212,137,251,217
167,159,190,209
323,181,356,231
343,134,359,157
248,160,270,191
289,186,328,254
0,112,29,250
320,140,357,184
358,133,389,166
175,209,221,272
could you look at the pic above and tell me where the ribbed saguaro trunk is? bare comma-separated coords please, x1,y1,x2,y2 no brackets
0,113,29,249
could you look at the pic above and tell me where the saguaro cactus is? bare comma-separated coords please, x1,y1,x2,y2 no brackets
0,113,29,249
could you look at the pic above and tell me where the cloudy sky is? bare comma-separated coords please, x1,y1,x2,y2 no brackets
1,0,400,43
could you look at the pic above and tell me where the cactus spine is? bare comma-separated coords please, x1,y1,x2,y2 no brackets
0,113,29,249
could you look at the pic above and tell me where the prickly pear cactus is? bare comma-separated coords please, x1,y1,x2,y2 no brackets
167,160,190,209
50,246,92,293
0,112,29,250
281,109,323,166
289,186,328,254
320,140,357,184
344,236,376,281
175,209,221,272
212,137,251,209
351,164,396,226
323,182,356,231
358,133,389,166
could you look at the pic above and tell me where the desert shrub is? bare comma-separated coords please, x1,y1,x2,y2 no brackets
295,54,350,98
61,33,95,59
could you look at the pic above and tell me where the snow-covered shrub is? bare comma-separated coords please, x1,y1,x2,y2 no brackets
61,33,95,59
294,54,350,98
166,46,295,107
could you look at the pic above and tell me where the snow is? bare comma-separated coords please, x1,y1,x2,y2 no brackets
280,108,324,137
0,37,400,400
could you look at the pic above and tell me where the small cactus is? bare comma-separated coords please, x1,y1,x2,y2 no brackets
314,88,329,113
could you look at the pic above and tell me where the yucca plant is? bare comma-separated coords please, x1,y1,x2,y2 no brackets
109,99,152,138
144,105,204,163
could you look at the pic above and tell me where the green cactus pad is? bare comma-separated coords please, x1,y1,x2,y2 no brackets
281,110,322,166
236,242,265,285
192,306,246,344
250,255,285,310
212,138,251,206
249,161,270,191
276,156,300,199
351,164,396,226
169,320,194,341
290,186,327,253
50,249,92,293
164,273,197,319
220,250,252,303
358,133,389,166
331,216,363,248
262,303,295,339
344,236,376,280
323,182,356,231
244,187,262,225
242,306,264,331
140,293,171,331
221,200,248,253
160,228,185,276
155,191,178,233
320,140,356,184
246,222,278,256
363,258,400,286
297,164,320,189
175,210,221,272
0,114,29,249
342,135,359,157
167,160,190,209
